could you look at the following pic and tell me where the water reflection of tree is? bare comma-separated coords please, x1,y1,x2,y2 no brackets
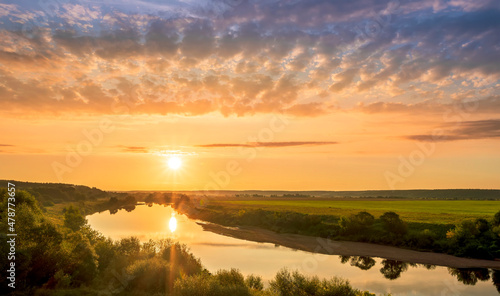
124,205,136,212
379,260,409,280
448,268,490,285
492,270,500,293
339,256,376,270
422,264,436,270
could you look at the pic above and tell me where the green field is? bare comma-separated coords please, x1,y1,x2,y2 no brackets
214,199,500,224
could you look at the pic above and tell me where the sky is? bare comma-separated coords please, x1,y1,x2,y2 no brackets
0,0,499,191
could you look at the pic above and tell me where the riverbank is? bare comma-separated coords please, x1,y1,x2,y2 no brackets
198,222,500,269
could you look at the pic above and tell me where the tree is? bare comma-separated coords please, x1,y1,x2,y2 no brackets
145,193,155,204
355,211,375,227
269,268,366,296
118,237,141,257
380,212,407,235
65,232,99,285
245,274,263,291
339,212,375,235
493,210,500,227
125,195,136,204
64,205,87,231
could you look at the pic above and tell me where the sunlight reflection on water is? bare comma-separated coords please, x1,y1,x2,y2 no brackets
169,215,177,232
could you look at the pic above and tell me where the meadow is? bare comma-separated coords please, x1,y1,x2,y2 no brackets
212,198,500,224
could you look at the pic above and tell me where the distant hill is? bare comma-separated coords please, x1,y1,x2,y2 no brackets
185,189,500,200
0,180,110,205
2,180,499,200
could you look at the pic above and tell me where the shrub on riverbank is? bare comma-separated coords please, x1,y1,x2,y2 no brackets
269,269,376,296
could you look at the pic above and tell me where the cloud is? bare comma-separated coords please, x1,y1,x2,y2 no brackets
0,1,499,118
0,144,14,147
118,146,149,153
196,141,338,148
404,119,500,142
355,96,500,115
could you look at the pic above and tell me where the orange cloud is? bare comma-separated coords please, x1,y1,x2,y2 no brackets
196,141,338,148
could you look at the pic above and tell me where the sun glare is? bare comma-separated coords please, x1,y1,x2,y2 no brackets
167,156,182,170
169,216,177,232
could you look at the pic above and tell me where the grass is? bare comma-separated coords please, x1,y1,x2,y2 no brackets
42,198,109,226
212,198,500,224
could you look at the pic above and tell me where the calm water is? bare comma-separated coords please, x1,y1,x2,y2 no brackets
87,204,500,296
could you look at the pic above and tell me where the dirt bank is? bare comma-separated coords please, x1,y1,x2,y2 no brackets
198,222,500,269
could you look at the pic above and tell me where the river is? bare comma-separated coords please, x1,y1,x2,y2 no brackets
87,204,500,295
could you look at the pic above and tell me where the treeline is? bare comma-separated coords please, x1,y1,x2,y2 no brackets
91,194,139,215
144,192,190,206
193,189,500,200
0,189,378,296
0,180,110,206
310,189,500,200
351,189,500,200
176,202,500,260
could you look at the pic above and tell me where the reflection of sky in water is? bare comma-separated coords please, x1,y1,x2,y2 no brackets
87,205,499,296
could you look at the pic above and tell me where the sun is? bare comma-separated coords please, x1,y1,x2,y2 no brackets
167,156,182,170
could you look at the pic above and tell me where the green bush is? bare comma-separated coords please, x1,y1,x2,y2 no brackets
63,205,87,231
125,257,171,293
380,212,407,235
246,274,264,291
493,210,500,227
174,269,252,296
269,268,371,296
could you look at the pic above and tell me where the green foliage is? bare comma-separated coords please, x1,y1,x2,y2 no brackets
406,229,437,250
269,269,371,296
215,268,247,288
161,242,204,275
339,211,375,235
63,232,99,285
0,190,64,290
173,269,252,296
246,274,264,291
64,205,87,231
446,218,498,259
493,210,500,227
354,211,375,226
125,257,172,293
118,237,141,257
53,270,72,289
379,212,407,235
0,180,109,204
